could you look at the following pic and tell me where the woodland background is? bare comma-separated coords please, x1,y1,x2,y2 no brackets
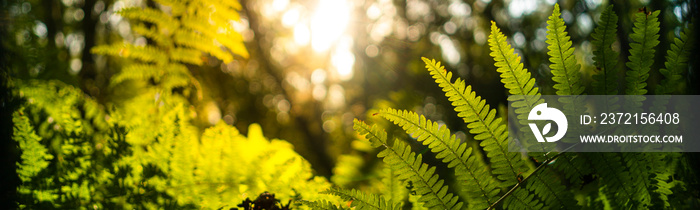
1,0,699,208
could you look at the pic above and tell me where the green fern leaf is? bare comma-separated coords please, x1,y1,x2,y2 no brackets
378,108,499,209
546,3,584,96
488,21,553,154
657,25,693,94
591,5,620,95
625,10,661,95
354,119,462,210
488,21,541,98
421,57,527,188
488,21,543,125
324,188,400,210
13,108,54,183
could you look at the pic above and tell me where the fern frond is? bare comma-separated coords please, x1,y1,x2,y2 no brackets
421,57,527,188
591,5,620,95
299,200,349,210
354,120,462,210
657,25,693,94
93,0,248,91
488,21,540,98
546,4,584,95
488,21,543,126
13,108,53,183
488,21,553,154
378,108,499,209
625,10,661,95
324,188,400,210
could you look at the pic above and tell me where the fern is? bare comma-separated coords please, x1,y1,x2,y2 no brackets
625,10,661,95
488,21,543,130
546,4,584,96
13,108,55,202
488,21,555,154
324,188,401,210
378,108,499,209
92,0,248,91
353,119,462,210
657,25,693,95
421,57,527,188
591,5,620,95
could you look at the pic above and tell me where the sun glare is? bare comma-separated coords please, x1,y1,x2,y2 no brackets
281,0,355,81
309,0,351,52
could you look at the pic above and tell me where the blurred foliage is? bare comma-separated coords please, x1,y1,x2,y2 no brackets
11,80,340,208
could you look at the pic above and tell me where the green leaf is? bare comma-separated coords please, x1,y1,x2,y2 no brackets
591,5,620,95
657,25,693,94
625,10,661,95
546,3,584,96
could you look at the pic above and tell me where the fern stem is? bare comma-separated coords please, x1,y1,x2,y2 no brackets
488,144,576,210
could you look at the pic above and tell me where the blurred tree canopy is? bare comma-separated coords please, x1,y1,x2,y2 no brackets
1,0,699,208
